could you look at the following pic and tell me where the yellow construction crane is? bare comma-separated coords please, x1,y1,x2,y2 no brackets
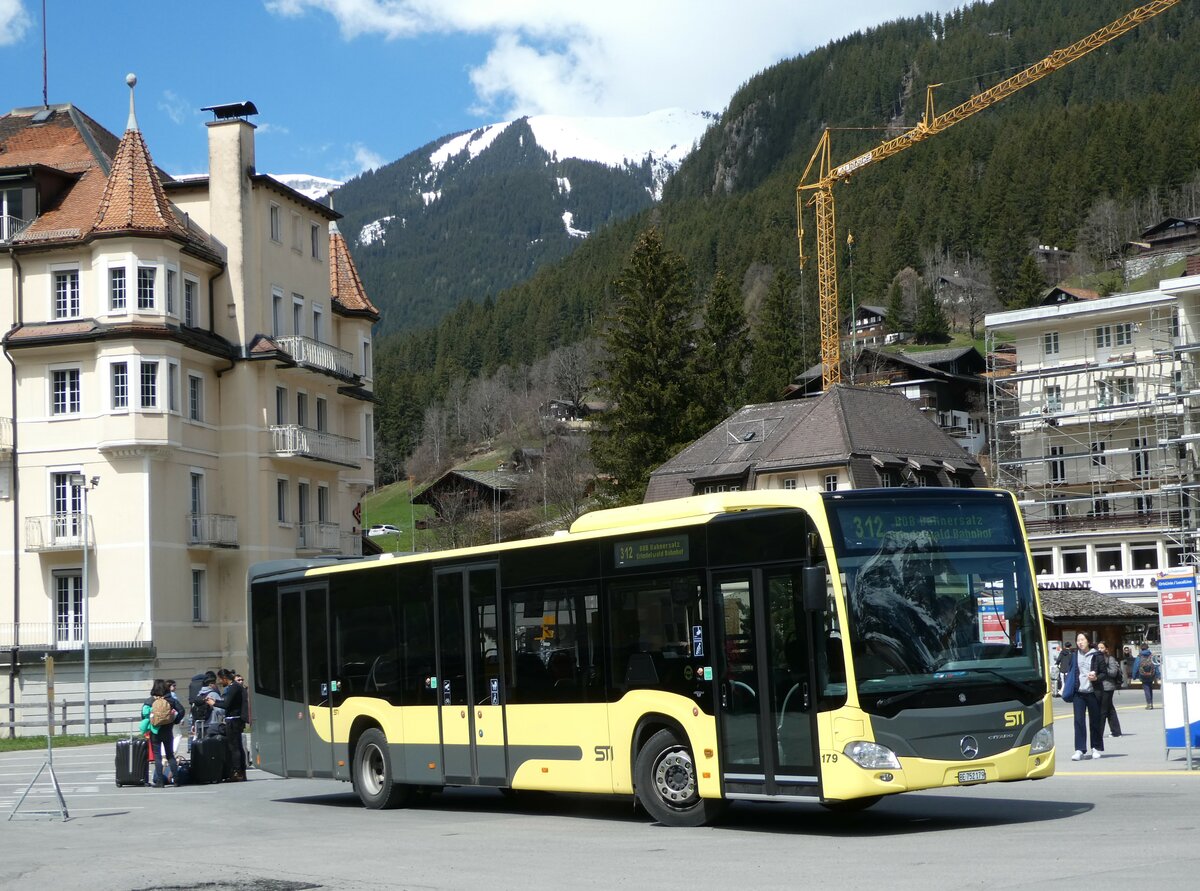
798,0,1182,388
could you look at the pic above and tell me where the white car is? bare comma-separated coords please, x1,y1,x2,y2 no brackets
367,524,401,537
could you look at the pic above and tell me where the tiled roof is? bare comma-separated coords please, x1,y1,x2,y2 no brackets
1038,588,1155,621
329,226,379,319
0,105,117,174
92,126,186,237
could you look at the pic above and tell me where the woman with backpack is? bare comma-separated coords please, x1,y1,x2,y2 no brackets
139,679,178,787
1135,642,1160,709
1096,641,1122,737
1067,632,1106,761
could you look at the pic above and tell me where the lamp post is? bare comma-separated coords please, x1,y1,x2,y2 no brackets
67,473,98,737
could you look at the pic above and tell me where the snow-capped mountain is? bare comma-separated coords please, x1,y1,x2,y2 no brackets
332,109,712,333
269,173,343,201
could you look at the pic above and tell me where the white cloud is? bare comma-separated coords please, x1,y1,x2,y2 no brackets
334,142,386,179
256,122,292,136
0,0,31,46
263,1,978,118
158,90,191,126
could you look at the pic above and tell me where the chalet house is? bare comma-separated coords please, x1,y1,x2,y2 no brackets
786,346,988,454
1123,217,1200,281
644,385,985,503
845,303,887,346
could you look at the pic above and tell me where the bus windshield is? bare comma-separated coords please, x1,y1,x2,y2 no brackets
825,492,1045,712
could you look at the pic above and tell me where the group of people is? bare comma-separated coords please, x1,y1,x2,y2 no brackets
138,668,249,786
1057,633,1161,763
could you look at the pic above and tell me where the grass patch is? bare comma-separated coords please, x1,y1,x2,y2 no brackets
0,733,124,752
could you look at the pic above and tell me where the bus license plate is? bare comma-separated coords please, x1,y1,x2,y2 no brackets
957,769,987,784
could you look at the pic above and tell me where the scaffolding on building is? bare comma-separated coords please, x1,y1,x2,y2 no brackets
986,296,1200,568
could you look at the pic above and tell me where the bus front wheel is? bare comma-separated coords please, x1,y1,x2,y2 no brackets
353,728,410,810
634,729,725,827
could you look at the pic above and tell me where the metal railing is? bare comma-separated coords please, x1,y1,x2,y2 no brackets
0,697,147,737
269,424,360,467
0,213,30,243
24,513,93,551
297,521,341,553
0,622,148,650
275,334,355,378
186,513,239,548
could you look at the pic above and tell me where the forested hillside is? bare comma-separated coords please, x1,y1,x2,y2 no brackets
373,0,1200,477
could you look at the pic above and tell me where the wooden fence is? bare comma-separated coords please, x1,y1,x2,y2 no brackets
0,698,146,737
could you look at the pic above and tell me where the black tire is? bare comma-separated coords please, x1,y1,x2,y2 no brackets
352,728,409,810
634,729,725,827
820,795,883,813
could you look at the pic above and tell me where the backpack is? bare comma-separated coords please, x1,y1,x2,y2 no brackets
150,696,174,728
190,695,211,724
1138,654,1156,680
171,697,186,725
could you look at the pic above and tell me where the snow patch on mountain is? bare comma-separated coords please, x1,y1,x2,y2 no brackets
562,212,589,239
557,177,571,195
429,122,512,170
359,216,396,247
269,173,343,201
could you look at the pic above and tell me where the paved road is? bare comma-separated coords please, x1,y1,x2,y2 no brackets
1,692,1197,891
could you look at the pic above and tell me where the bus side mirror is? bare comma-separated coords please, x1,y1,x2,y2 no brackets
802,565,827,613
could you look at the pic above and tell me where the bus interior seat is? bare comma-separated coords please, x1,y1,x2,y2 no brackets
625,652,659,685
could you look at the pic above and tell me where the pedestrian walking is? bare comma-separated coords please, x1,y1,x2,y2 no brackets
1134,642,1160,708
1070,632,1106,761
1055,643,1074,697
1121,646,1135,688
140,679,178,787
1096,641,1122,737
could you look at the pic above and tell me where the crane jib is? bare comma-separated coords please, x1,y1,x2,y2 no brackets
834,153,873,180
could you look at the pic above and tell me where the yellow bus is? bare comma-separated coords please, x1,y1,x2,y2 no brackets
247,488,1054,825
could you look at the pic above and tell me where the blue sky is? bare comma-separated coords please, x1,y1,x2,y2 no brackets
0,0,973,182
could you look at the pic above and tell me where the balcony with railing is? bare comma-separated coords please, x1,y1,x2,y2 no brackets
269,425,361,467
187,514,239,548
275,335,355,379
0,214,30,244
25,513,93,552
0,622,147,651
297,521,342,554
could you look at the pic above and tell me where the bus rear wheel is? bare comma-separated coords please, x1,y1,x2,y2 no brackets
634,729,725,827
353,728,410,810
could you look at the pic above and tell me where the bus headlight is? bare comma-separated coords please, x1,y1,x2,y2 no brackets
843,740,901,770
1029,727,1054,755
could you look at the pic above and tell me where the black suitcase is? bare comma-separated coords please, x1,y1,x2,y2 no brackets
115,736,149,786
190,735,227,785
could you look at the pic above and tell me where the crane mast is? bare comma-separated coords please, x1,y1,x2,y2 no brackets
797,0,1182,388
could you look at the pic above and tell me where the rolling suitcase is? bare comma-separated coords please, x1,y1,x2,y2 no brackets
115,735,149,786
190,728,227,785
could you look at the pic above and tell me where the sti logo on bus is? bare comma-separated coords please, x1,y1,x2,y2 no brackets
1004,710,1025,728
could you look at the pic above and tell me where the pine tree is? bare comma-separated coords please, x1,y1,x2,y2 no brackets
1010,254,1047,309
688,271,751,431
746,270,801,403
912,285,950,343
884,280,910,333
591,229,698,503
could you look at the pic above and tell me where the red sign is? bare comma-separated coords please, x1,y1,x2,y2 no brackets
352,502,362,524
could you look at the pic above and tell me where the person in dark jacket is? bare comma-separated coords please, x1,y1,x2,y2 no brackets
217,668,247,781
1096,641,1122,737
1134,642,1160,708
1070,632,1106,761
1055,643,1075,697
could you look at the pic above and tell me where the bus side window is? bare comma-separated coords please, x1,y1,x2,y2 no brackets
505,585,599,704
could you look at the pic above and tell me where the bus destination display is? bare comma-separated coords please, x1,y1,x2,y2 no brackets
614,534,690,568
831,500,1017,550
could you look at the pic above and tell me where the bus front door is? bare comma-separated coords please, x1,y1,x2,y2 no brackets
713,568,819,799
278,583,335,778
436,565,507,785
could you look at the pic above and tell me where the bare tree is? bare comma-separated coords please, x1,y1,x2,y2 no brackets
539,435,596,527
550,340,599,416
428,487,490,550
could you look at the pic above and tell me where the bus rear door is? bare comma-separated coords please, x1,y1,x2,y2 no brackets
435,565,507,785
712,566,820,799
278,583,335,778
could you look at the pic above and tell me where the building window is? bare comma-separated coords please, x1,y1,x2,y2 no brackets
1091,441,1106,466
1132,437,1150,478
269,203,281,242
1096,547,1123,572
315,396,327,432
1032,551,1053,575
298,482,310,526
109,267,126,310
1092,498,1112,517
275,386,287,425
1049,445,1065,483
1050,497,1068,519
111,362,129,410
1044,385,1062,412
272,288,283,336
362,339,372,379
52,368,81,415
1114,322,1133,347
292,211,302,252
317,485,329,523
140,361,158,409
364,412,374,459
53,269,80,319
949,475,963,488
55,572,83,645
167,361,179,413
783,478,797,490
311,221,321,259
292,295,304,336
166,267,178,316
1095,325,1112,350
1131,545,1158,571
1043,331,1059,356
277,478,289,524
878,470,894,488
312,306,322,343
190,471,204,519
137,266,155,310
1062,549,1087,573
191,568,206,623
1168,546,1186,568
1172,310,1181,339
183,277,198,327
296,392,308,428
188,374,203,421
1099,377,1134,406
824,474,839,492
